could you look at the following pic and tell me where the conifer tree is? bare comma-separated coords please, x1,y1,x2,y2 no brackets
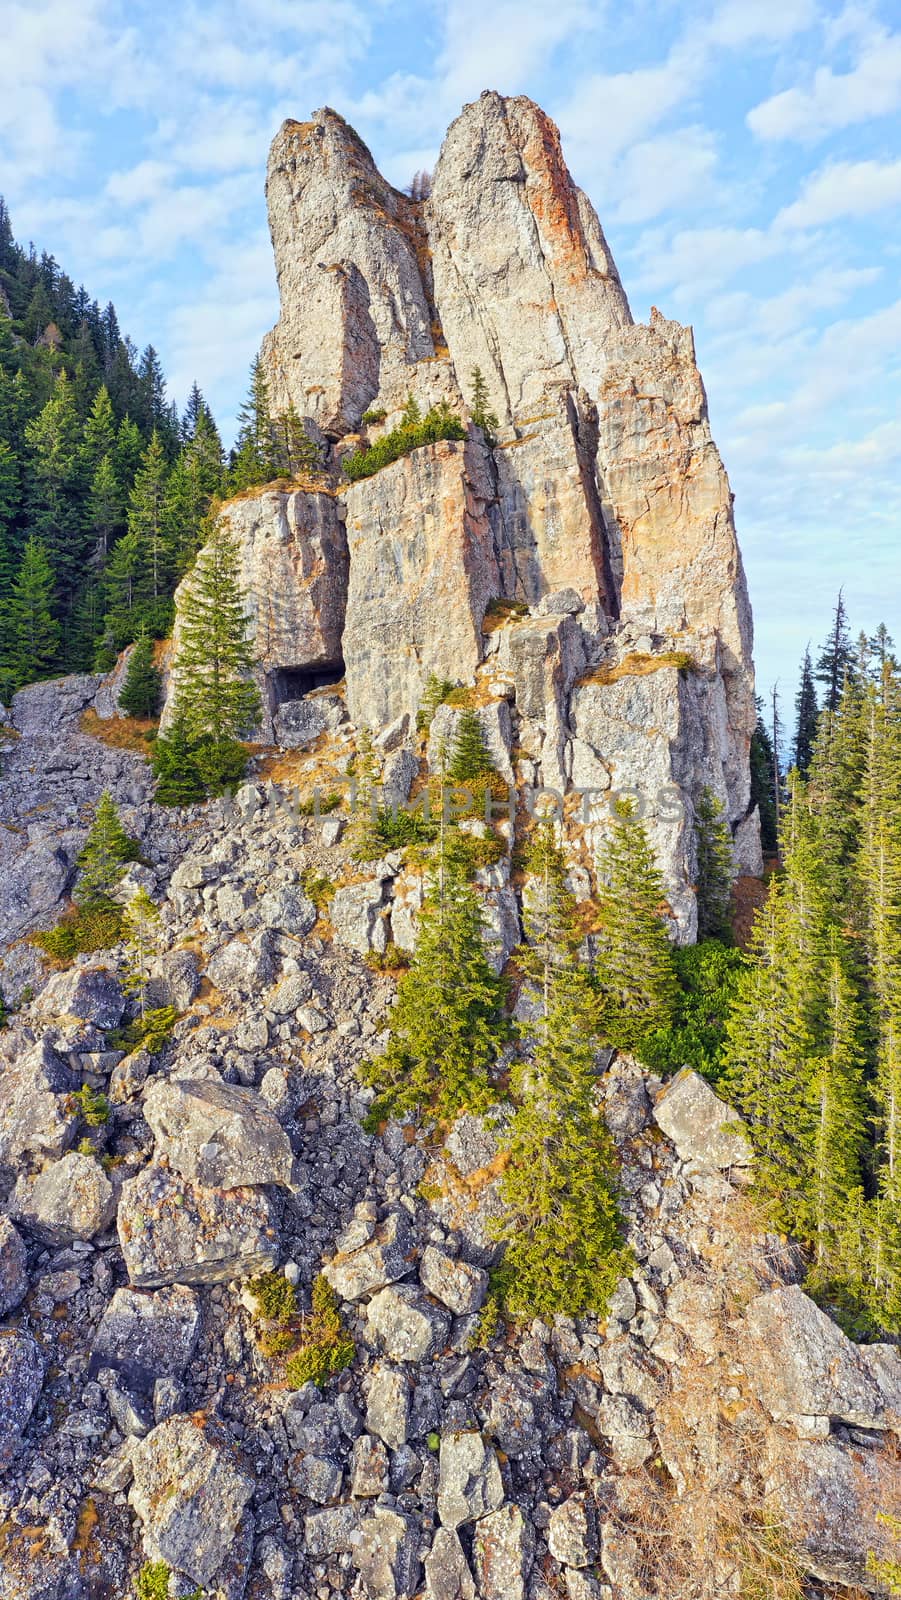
362,832,508,1123
231,357,277,489
25,369,85,605
4,536,60,687
694,787,734,941
113,415,143,489
127,430,170,601
171,510,261,747
493,819,630,1318
469,367,499,446
448,708,495,783
593,806,678,1054
792,647,819,775
816,590,855,713
869,622,897,681
122,887,161,1018
273,403,319,478
118,630,161,718
749,704,778,853
82,384,117,473
151,713,206,806
74,791,137,908
87,454,121,565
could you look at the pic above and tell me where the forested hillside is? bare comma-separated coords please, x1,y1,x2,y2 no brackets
0,197,225,694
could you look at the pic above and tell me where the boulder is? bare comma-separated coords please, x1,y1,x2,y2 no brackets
594,1393,653,1471
205,931,278,998
769,1432,899,1589
33,965,124,1027
324,1210,415,1301
424,1528,477,1600
419,1246,488,1316
437,1431,504,1530
0,1218,29,1317
0,1036,74,1169
364,1363,410,1451
473,1504,535,1600
11,673,101,735
365,1284,451,1362
0,1331,44,1468
293,1452,343,1504
257,885,317,936
90,1285,201,1395
355,1506,421,1600
304,1504,361,1558
9,1152,116,1243
743,1285,901,1432
273,697,327,748
350,1433,389,1497
0,840,73,943
330,880,387,955
128,1413,254,1586
145,947,201,1011
652,1068,752,1170
547,1494,598,1568
142,1077,294,1189
118,1163,279,1287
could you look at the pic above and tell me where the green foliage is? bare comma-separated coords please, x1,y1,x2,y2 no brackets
1,535,60,690
416,671,457,732
284,1276,355,1389
73,791,139,909
110,1005,177,1056
118,630,161,719
815,589,855,713
867,1513,901,1595
593,806,678,1056
171,510,261,744
300,869,334,913
749,708,778,854
150,715,206,806
342,399,465,481
494,820,631,1320
365,941,411,972
448,709,496,784
469,366,499,445
70,1085,110,1126
192,734,249,796
352,806,437,860
641,941,746,1080
135,1563,171,1600
248,1272,298,1325
467,1290,502,1350
361,845,509,1125
122,888,161,1017
694,787,735,941
361,408,387,425
792,647,819,776
31,903,124,962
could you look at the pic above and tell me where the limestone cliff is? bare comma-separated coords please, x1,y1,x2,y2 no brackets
165,90,760,936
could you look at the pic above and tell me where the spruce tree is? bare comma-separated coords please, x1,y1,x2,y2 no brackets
74,791,137,908
122,887,161,1018
87,454,121,565
151,714,206,806
694,787,734,941
469,367,499,446
25,369,84,607
593,806,678,1054
448,708,495,782
230,357,277,489
792,647,819,775
171,510,261,747
4,536,60,687
119,631,161,718
273,403,318,478
362,838,508,1123
494,819,630,1318
127,430,170,600
82,384,117,473
816,591,855,713
869,622,897,681
749,704,778,853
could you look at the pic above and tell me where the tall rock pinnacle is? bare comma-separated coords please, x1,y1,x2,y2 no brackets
171,91,760,934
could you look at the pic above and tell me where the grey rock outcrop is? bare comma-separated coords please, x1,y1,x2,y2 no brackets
9,1151,117,1243
652,1068,752,1170
0,1218,28,1317
142,1077,294,1189
117,1163,279,1287
128,1413,255,1586
0,1332,44,1468
437,1431,504,1529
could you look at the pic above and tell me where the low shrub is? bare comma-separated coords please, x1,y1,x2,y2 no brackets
284,1276,355,1389
343,399,465,482
640,941,746,1080
69,1086,110,1127
300,870,335,912
110,1005,177,1056
248,1272,297,1325
352,807,437,860
32,904,124,964
366,942,411,973
361,407,387,425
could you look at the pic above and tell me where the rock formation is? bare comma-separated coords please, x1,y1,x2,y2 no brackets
165,89,759,934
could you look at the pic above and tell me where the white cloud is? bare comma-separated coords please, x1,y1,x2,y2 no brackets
748,23,901,140
775,157,901,228
705,0,816,48
611,127,719,224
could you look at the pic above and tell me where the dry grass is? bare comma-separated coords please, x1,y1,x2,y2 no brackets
79,708,156,752
577,649,698,689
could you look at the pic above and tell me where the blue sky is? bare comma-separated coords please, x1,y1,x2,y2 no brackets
2,0,899,718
